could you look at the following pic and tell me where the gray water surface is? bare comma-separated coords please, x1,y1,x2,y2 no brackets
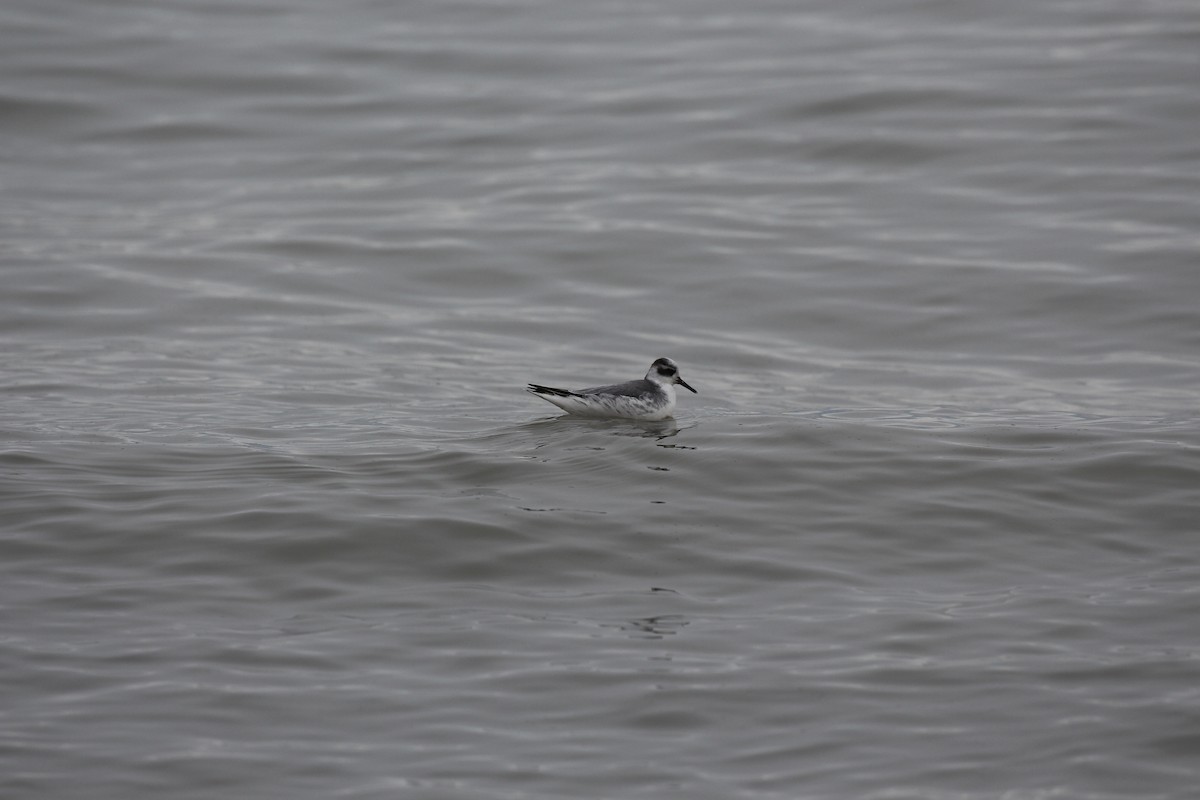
3,0,1199,798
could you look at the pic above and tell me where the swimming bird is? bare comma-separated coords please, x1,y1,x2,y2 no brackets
527,357,697,420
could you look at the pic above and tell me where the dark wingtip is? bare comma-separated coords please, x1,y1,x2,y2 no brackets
528,384,582,398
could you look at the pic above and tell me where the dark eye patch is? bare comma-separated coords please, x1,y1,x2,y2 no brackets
658,366,677,376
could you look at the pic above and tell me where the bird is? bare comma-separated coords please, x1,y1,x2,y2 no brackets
527,357,697,420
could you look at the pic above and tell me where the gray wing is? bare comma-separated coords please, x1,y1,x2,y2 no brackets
579,379,655,398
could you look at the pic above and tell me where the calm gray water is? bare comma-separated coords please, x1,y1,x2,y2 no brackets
3,0,1199,798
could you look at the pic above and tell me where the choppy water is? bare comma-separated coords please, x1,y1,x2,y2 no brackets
3,0,1199,798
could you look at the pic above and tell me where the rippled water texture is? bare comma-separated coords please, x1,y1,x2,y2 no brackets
3,0,1199,798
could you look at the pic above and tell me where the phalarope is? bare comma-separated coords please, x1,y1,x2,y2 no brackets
527,357,697,420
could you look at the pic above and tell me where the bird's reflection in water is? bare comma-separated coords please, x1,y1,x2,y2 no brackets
605,418,701,445
522,415,697,445
605,614,690,639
